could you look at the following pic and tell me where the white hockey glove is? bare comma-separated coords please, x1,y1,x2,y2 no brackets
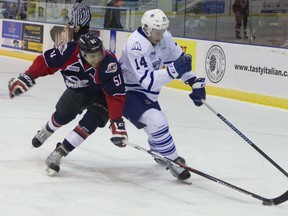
167,55,192,79
8,73,35,98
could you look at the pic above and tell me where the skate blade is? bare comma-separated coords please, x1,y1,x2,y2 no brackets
45,166,58,176
179,178,192,185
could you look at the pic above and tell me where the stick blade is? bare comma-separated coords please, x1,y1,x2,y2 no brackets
262,190,288,206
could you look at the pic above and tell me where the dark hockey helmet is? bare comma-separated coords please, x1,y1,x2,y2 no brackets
78,32,103,53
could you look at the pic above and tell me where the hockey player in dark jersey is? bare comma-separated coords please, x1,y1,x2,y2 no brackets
8,32,128,175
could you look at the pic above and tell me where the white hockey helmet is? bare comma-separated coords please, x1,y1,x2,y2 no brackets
141,9,169,36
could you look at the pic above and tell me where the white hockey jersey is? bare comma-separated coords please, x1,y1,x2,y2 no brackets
119,27,195,102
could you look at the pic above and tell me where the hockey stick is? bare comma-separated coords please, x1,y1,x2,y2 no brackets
201,99,288,178
123,140,288,205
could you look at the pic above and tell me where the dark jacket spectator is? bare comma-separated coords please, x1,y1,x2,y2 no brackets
2,1,27,20
104,0,123,29
233,0,249,39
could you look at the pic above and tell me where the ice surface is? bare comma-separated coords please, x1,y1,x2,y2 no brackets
0,56,287,216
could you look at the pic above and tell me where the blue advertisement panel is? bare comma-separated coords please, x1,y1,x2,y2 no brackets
204,1,225,14
1,20,23,50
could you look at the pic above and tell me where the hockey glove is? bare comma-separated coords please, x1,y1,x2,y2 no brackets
187,77,206,106
167,54,192,79
109,118,128,147
8,73,35,98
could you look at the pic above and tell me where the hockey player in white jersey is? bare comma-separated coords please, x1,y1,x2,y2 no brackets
119,9,206,182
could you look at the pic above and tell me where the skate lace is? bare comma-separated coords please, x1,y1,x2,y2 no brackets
46,151,62,167
169,157,186,176
170,164,186,175
35,127,53,143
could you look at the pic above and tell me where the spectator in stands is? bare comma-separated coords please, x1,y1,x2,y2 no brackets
59,8,70,24
103,0,123,29
2,1,27,20
29,6,45,22
232,0,250,39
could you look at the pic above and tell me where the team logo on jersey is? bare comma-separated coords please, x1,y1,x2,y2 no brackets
105,62,118,73
131,42,142,51
57,42,68,55
150,51,156,58
64,75,89,88
152,58,161,70
205,45,226,83
67,65,80,72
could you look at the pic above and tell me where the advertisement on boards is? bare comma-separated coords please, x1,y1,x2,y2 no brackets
1,20,44,53
198,41,288,98
22,23,44,53
1,20,23,50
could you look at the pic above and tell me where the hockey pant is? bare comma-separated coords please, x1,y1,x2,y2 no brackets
47,88,109,151
235,11,248,33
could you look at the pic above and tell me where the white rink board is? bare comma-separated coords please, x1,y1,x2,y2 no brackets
194,41,288,99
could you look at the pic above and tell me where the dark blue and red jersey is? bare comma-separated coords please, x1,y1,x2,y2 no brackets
25,41,125,120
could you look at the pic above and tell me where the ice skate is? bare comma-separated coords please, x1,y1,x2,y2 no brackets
32,124,53,148
244,31,249,39
154,157,168,166
45,143,69,176
235,31,241,39
149,142,168,166
168,156,192,184
150,150,168,166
